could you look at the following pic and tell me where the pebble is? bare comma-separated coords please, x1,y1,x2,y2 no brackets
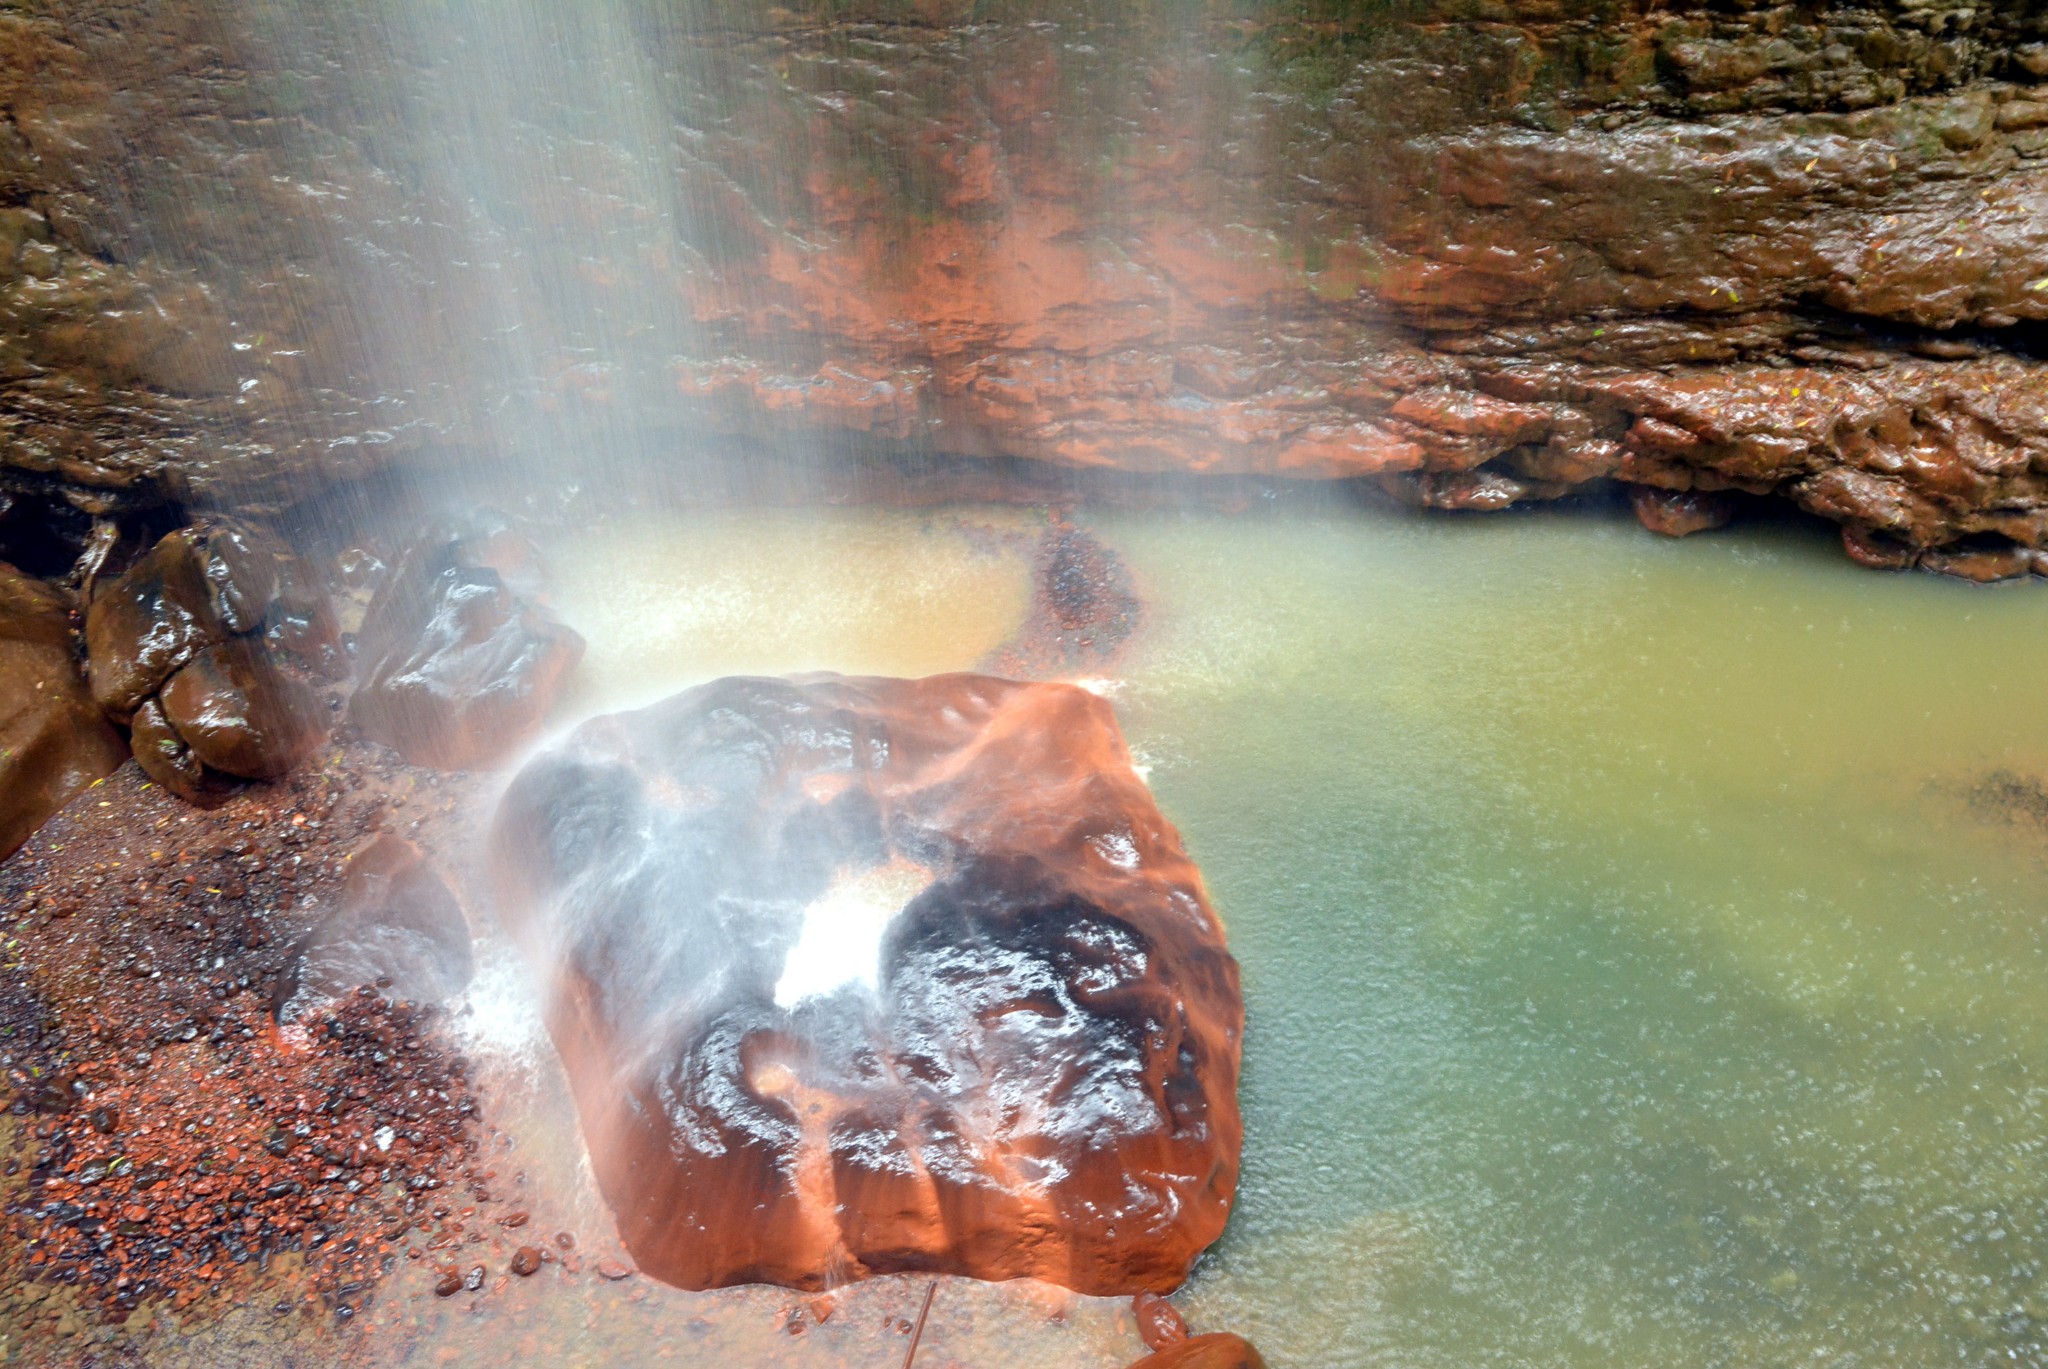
594,1258,633,1281
509,1246,541,1277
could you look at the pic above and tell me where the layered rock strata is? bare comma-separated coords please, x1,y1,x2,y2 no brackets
0,3,2043,575
490,672,1244,1293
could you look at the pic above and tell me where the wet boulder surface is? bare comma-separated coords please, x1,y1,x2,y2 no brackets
274,833,474,1024
83,519,337,801
0,563,125,859
490,671,1243,1294
1125,1333,1269,1369
351,518,585,770
4,4,2048,574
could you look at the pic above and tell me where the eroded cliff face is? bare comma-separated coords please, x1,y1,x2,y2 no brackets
1,1,2045,574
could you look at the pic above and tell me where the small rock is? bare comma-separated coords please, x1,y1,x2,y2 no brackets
1124,1332,1267,1369
128,695,234,805
274,834,473,1023
1133,1292,1189,1351
350,515,585,770
433,1271,463,1298
509,1246,541,1277
594,1258,633,1281
1626,484,1738,538
463,1264,487,1292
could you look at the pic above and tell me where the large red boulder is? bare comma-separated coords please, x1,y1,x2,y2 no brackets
490,672,1243,1293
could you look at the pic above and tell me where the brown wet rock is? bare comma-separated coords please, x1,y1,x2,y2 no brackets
351,519,585,770
1627,486,1740,539
127,693,233,805
83,520,336,799
273,833,473,1024
490,672,1243,1294
1125,1332,1267,1369
509,1245,541,1277
0,563,125,859
159,638,325,780
0,5,2044,578
1134,1291,1190,1351
84,527,227,720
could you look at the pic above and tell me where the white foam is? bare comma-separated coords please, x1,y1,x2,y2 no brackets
455,941,550,1061
774,858,934,1009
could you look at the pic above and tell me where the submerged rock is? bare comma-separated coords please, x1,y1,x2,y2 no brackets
0,564,125,859
351,520,584,770
275,834,473,1024
1134,1291,1191,1350
1125,1333,1268,1369
490,672,1243,1294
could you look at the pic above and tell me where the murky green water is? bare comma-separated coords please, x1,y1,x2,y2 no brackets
1101,505,2048,1369
517,499,2048,1367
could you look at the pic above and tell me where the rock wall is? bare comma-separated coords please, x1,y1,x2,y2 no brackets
1,1,2045,574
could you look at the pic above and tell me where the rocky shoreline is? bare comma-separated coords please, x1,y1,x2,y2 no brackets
0,2,2040,576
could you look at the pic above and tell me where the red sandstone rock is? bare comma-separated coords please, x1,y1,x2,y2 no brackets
0,564,124,859
84,528,226,720
159,638,325,780
1134,1291,1191,1351
82,520,336,795
351,521,584,770
4,7,2044,576
490,672,1243,1294
1627,485,1739,538
127,693,233,805
1125,1332,1267,1369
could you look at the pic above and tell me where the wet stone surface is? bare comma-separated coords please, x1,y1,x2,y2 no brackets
84,521,340,803
273,834,473,1027
0,748,495,1352
0,563,125,861
350,518,585,771
490,672,1244,1295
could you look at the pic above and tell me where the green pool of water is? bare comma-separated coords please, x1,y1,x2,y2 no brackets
1096,503,2048,1368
